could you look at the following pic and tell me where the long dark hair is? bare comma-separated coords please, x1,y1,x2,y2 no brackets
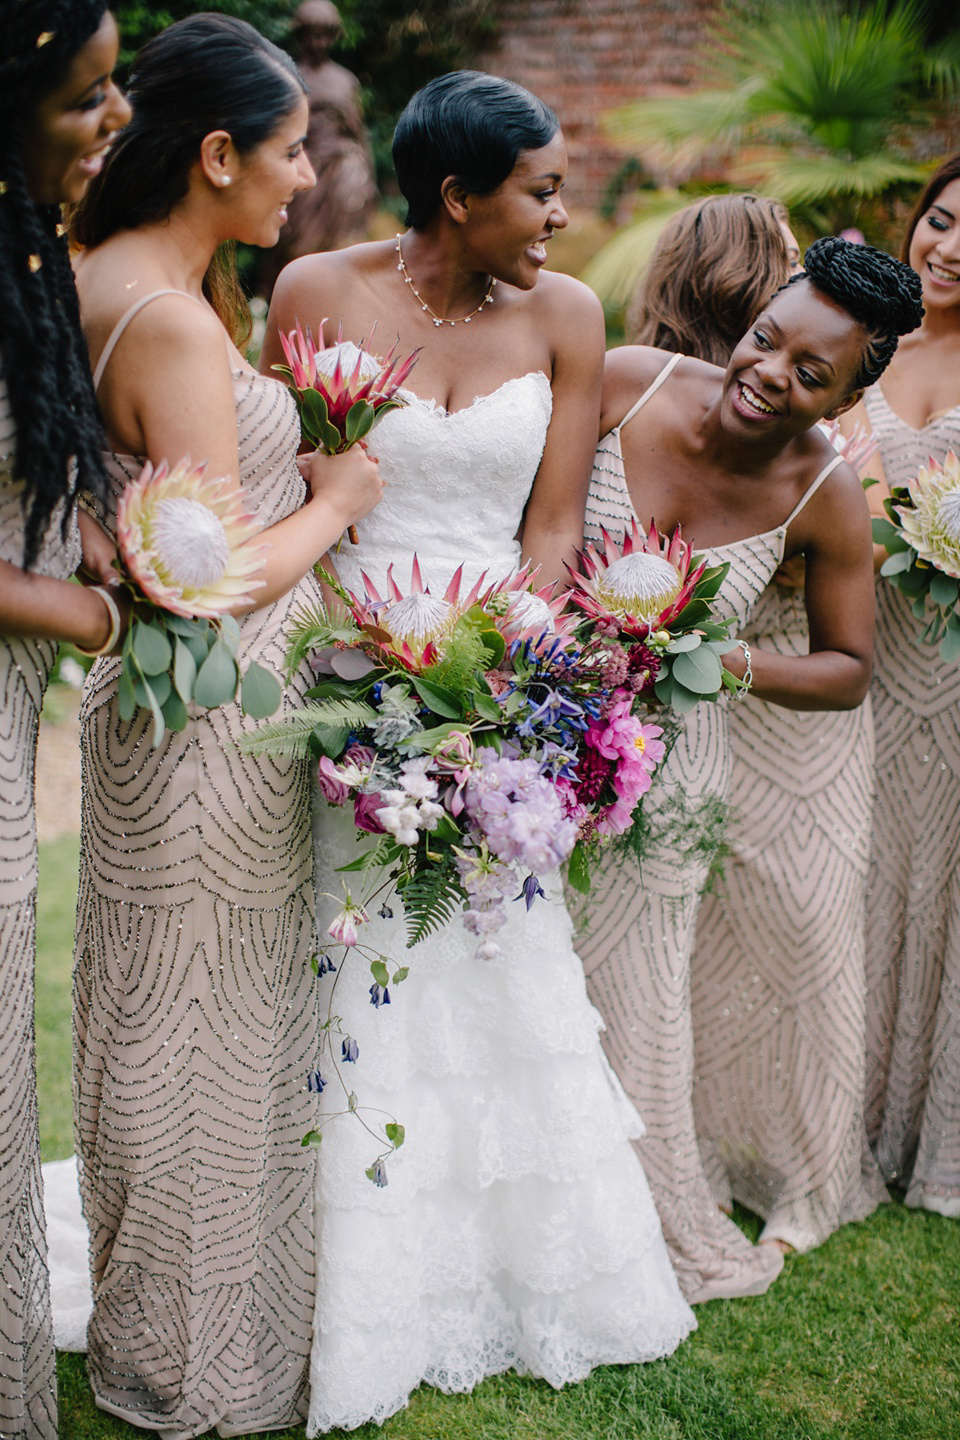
73,12,306,345
0,0,110,568
629,194,791,365
393,70,559,230
900,151,960,265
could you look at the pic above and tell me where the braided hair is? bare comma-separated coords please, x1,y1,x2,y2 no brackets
787,235,924,390
0,0,110,568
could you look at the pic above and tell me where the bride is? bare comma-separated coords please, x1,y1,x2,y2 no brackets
260,71,696,1433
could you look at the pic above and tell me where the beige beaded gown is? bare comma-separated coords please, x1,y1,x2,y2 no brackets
0,374,78,1439
576,353,841,1302
863,383,960,1217
690,579,887,1253
72,295,320,1437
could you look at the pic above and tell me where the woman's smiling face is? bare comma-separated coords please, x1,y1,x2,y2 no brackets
21,11,131,206
908,176,960,314
722,279,867,440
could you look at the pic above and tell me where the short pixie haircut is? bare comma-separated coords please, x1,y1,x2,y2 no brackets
393,71,559,230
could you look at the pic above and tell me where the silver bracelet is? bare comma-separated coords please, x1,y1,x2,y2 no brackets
75,585,122,657
731,638,752,703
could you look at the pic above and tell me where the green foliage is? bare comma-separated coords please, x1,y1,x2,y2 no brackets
396,860,465,948
594,0,960,276
111,0,299,71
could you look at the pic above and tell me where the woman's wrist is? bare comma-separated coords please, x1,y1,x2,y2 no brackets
75,585,123,656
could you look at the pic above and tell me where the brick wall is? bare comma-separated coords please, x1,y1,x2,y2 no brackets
477,0,720,210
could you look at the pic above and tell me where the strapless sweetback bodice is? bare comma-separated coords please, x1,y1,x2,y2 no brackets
334,371,552,596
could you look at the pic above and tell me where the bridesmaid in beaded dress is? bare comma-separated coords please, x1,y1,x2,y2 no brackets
638,196,891,1257
846,155,960,1216
68,16,382,1435
575,237,923,1303
0,6,128,1434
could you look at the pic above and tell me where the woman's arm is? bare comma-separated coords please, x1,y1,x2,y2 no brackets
0,559,124,651
518,276,605,587
724,464,874,710
100,294,382,610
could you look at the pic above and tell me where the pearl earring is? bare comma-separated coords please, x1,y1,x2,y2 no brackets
220,176,231,187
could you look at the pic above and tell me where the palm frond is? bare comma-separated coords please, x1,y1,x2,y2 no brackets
239,698,377,757
745,151,927,207
284,600,360,682
602,82,762,171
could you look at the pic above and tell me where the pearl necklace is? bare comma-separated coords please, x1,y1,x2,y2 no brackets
395,234,496,327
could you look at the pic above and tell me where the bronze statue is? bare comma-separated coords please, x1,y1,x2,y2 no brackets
256,0,377,295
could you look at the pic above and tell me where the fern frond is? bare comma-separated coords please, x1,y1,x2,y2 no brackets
399,865,466,948
239,699,377,756
285,600,361,682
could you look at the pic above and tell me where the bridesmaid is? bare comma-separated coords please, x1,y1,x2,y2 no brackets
576,237,923,1302
0,5,128,1435
69,15,381,1434
850,154,960,1216
645,198,891,1256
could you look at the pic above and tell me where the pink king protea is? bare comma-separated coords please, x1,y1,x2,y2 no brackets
116,458,267,618
275,320,420,452
567,518,708,638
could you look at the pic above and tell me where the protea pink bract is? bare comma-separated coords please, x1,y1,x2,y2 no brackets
347,556,489,667
275,321,420,450
567,518,707,638
116,458,267,619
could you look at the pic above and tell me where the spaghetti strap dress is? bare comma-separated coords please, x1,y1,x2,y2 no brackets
862,382,960,1216
0,370,79,1439
576,352,841,1302
690,527,885,1253
71,291,321,1437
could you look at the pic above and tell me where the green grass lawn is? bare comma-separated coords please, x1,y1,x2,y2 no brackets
38,835,960,1440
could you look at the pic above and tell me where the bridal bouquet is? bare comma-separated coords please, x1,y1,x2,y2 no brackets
872,449,960,661
273,322,419,542
112,457,281,745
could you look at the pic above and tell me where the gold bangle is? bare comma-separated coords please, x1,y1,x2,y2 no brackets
75,585,122,656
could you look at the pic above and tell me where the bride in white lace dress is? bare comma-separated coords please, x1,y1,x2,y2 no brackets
262,72,696,1434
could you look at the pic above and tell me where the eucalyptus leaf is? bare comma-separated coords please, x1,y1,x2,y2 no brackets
144,669,171,707
670,646,724,695
666,633,702,653
173,636,197,704
880,551,913,577
133,619,173,676
184,630,212,668
929,573,960,608
161,689,189,733
194,639,238,708
241,661,282,719
219,613,241,650
118,667,137,723
941,623,960,664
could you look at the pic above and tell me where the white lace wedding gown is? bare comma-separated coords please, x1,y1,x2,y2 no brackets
308,372,695,1435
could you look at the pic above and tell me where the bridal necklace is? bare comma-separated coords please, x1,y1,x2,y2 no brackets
395,233,496,327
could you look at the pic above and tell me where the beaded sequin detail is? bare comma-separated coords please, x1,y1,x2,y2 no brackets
0,372,79,1440
862,384,960,1216
73,369,320,1436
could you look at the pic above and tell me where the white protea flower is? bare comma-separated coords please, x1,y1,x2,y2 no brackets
594,551,683,621
117,458,267,617
569,518,707,636
381,590,456,650
897,451,960,580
